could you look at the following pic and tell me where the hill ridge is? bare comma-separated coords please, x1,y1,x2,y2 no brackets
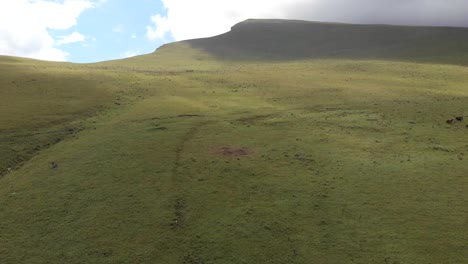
231,18,468,30
177,18,468,65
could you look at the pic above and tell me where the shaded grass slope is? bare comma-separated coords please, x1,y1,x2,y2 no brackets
184,19,468,65
0,56,147,174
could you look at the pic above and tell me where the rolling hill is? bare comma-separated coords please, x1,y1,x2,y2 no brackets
0,19,467,264
185,19,468,64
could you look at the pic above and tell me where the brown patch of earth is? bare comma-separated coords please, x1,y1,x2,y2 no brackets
214,146,253,157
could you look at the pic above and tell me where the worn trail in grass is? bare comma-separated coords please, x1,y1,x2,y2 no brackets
0,50,467,263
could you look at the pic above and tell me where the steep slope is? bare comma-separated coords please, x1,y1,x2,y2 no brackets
184,19,468,64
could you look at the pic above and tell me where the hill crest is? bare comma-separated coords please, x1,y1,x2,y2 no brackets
170,18,468,65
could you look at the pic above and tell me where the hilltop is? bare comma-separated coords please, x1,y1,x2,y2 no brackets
182,19,468,64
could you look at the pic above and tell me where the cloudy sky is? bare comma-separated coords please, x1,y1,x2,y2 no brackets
1,0,467,63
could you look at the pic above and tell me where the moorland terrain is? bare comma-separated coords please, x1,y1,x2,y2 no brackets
0,19,467,264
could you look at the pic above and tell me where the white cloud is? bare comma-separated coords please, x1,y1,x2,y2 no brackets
56,32,86,45
146,14,172,41
0,0,96,61
131,34,137,39
149,0,294,41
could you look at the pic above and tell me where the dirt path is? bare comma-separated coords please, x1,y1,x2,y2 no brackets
169,121,214,263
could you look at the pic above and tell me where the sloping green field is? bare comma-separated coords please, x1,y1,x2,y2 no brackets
1,22,468,264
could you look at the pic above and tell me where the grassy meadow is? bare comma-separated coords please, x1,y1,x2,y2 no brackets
0,38,467,264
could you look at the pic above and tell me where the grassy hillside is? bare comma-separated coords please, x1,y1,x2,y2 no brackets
0,56,155,175
1,21,468,264
0,57,107,174
186,19,468,65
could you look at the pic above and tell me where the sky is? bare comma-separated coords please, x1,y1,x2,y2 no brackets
1,0,467,63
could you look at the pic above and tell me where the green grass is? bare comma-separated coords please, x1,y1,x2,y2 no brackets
0,55,153,174
0,38,467,263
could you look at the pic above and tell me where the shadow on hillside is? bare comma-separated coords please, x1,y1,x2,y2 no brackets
183,19,468,66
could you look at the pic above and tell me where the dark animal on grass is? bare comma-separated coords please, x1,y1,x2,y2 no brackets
455,116,463,122
446,119,454,124
51,161,58,169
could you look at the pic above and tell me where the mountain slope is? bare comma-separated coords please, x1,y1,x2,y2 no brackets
183,19,468,64
1,20,468,264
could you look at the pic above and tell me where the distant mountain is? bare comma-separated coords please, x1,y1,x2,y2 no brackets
169,19,468,65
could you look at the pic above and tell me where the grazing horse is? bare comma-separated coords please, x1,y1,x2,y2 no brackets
455,116,464,122
446,119,454,124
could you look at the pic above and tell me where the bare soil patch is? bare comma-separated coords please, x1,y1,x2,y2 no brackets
214,146,253,157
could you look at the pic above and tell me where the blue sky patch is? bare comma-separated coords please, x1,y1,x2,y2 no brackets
49,0,173,63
